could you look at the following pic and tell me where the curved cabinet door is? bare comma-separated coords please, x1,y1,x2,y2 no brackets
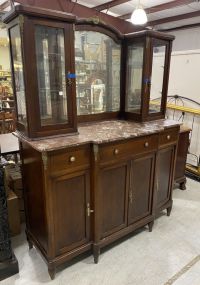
51,170,91,256
98,162,129,239
128,153,155,225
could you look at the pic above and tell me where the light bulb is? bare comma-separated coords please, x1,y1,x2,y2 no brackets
131,7,147,25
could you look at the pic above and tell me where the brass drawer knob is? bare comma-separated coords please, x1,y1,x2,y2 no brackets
114,148,119,155
167,135,171,140
144,142,149,148
69,156,76,162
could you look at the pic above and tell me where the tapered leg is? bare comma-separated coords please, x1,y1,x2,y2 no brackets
93,244,100,264
27,238,33,250
167,206,172,216
148,221,154,232
48,266,56,280
180,181,186,190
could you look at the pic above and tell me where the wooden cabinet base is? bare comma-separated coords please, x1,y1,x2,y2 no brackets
19,122,179,279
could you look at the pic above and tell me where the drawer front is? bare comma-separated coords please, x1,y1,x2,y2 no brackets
159,128,179,147
99,134,158,163
50,145,90,173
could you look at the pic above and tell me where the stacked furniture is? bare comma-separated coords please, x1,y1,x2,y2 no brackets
3,5,180,279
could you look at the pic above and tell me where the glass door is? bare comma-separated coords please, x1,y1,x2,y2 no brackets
125,41,144,115
148,39,168,115
35,25,68,127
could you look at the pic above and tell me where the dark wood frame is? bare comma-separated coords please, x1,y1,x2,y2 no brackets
4,5,77,138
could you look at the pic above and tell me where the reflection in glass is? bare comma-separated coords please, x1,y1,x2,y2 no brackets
10,25,27,125
126,43,144,114
149,43,166,114
35,25,68,126
75,31,121,115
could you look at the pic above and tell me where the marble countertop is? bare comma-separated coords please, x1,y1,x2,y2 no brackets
14,119,180,152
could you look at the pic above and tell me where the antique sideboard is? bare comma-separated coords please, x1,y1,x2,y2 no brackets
3,4,180,279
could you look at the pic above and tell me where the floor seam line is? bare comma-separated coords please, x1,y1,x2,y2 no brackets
163,254,200,285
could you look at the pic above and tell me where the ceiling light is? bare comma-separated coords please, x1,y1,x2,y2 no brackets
130,2,147,25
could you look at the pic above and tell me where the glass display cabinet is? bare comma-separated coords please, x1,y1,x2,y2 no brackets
4,5,77,138
75,25,122,122
124,30,175,122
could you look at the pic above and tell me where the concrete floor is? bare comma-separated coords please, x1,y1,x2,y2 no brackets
1,178,200,285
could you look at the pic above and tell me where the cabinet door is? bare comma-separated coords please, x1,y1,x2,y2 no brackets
99,163,129,238
128,154,155,225
52,170,90,256
156,146,175,207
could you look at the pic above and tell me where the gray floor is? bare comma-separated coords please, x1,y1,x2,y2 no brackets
1,178,200,285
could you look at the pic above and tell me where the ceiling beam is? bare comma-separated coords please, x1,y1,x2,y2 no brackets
147,9,200,27
0,0,11,11
94,0,132,12
120,0,196,20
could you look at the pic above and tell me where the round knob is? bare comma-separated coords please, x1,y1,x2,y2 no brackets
144,142,149,148
114,148,119,155
69,156,76,162
167,135,171,140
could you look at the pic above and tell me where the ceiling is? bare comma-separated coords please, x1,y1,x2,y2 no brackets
1,0,200,31
72,0,200,31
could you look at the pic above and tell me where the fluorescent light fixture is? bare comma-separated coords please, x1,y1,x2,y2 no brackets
131,3,147,25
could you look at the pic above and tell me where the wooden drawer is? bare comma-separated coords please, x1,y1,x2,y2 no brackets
99,134,158,163
159,128,179,147
50,145,90,173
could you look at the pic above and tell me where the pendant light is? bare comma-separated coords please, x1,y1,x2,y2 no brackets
131,0,147,25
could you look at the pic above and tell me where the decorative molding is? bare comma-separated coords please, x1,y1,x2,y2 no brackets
93,145,99,162
85,16,105,25
18,14,24,33
41,152,48,170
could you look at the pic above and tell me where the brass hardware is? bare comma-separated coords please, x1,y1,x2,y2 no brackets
69,156,76,162
87,203,94,217
144,142,149,148
42,152,48,170
167,135,171,140
93,145,99,161
114,148,119,155
129,189,133,204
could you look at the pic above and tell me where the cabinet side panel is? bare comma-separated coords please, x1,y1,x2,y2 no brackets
21,142,47,251
175,131,189,180
157,147,174,206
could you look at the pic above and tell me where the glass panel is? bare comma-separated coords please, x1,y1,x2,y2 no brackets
75,31,121,115
149,43,166,114
10,25,27,125
35,25,68,126
125,43,144,114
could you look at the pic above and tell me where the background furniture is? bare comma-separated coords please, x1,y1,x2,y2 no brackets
0,166,19,281
174,125,191,190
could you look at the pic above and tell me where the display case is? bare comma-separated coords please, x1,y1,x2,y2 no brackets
75,24,122,122
124,30,174,122
4,5,77,138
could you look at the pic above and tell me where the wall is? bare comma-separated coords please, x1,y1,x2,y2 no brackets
166,27,200,166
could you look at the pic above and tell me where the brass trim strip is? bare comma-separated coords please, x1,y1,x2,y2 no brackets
164,255,200,285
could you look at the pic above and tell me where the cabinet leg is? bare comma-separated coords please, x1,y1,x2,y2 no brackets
93,244,100,264
180,181,186,190
167,206,172,217
27,238,33,250
148,221,154,232
48,266,56,280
